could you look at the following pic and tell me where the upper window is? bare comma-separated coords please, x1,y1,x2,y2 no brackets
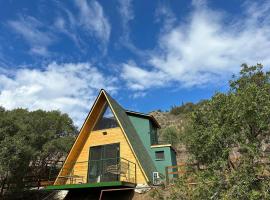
150,127,158,145
155,151,165,160
93,103,119,131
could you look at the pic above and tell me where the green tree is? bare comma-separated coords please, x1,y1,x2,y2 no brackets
165,64,270,199
0,108,77,195
170,102,196,115
161,127,180,147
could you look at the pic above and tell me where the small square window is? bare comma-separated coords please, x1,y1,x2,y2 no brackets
155,151,165,160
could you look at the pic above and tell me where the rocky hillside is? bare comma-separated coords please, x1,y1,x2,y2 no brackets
150,107,192,164
150,101,200,133
150,111,186,131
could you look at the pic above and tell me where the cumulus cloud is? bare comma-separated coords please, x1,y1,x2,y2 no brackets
122,1,270,90
8,16,55,56
0,62,117,126
121,62,168,90
75,0,111,43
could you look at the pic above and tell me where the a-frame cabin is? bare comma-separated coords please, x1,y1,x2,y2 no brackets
46,89,177,190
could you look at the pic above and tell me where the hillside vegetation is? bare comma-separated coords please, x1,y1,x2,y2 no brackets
150,100,207,162
150,64,270,200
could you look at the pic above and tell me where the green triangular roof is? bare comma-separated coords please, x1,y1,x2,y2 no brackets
103,90,157,182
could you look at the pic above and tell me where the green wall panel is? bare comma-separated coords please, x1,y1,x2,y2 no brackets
151,146,174,176
128,115,152,154
128,115,177,178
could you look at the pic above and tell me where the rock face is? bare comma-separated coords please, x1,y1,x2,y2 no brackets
150,111,185,131
149,111,190,164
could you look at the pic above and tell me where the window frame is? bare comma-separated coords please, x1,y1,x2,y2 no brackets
155,150,165,161
92,103,119,131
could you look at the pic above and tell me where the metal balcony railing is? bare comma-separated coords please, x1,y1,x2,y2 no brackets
53,157,136,185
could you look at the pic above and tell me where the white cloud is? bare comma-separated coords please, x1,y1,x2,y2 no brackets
121,62,168,90
0,62,117,126
0,49,9,68
117,0,145,56
118,0,134,33
154,3,176,32
54,16,83,49
8,16,55,56
8,1,111,56
75,0,111,43
122,1,270,90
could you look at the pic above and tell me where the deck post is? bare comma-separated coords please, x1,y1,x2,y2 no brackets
128,161,130,182
135,164,137,184
165,166,169,185
118,158,121,181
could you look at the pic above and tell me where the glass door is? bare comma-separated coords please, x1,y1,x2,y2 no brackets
88,143,120,183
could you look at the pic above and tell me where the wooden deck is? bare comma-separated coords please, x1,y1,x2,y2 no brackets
45,181,136,190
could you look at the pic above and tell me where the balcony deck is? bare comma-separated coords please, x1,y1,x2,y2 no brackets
45,181,136,190
45,157,136,190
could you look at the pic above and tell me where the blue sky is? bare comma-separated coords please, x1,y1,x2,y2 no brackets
0,0,270,126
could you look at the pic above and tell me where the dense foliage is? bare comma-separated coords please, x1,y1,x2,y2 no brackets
170,102,196,115
0,108,77,195
161,127,180,147
170,100,208,116
155,64,270,200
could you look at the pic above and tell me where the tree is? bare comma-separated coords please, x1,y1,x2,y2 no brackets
161,127,180,147
165,64,270,199
0,108,77,195
170,102,196,115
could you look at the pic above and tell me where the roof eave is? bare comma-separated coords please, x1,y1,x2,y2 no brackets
125,110,161,128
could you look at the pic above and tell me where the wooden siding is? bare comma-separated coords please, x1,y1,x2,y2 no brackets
75,127,147,184
54,93,107,185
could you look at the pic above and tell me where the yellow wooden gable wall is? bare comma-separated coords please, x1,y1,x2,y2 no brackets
54,91,148,185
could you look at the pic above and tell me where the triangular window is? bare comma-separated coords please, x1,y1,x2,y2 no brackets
93,102,119,131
